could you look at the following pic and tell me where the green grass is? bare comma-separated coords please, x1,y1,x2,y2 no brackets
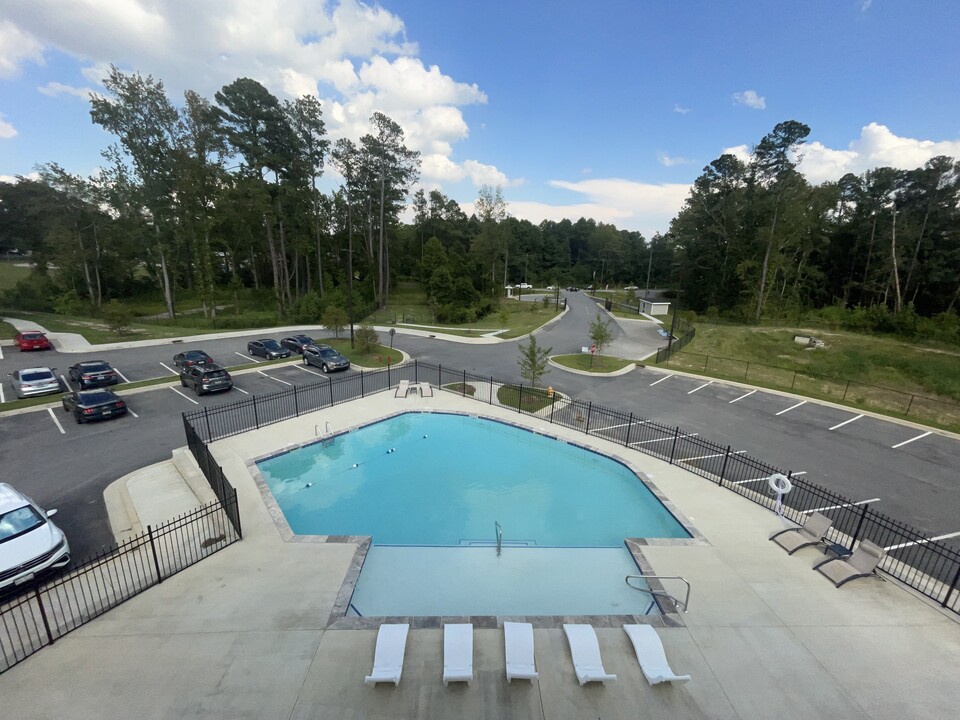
0,309,219,343
364,282,432,324
317,338,399,368
662,324,960,430
496,384,556,412
444,383,477,396
551,354,636,373
0,320,17,340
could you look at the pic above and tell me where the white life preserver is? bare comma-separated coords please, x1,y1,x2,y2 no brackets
768,473,792,494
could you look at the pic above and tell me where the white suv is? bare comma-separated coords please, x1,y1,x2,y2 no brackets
0,484,70,592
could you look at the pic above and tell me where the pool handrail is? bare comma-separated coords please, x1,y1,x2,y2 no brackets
495,521,503,557
625,574,691,612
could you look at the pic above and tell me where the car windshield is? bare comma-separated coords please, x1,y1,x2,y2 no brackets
22,333,43,340
21,371,54,382
262,340,282,350
81,362,111,373
0,506,45,543
296,335,312,344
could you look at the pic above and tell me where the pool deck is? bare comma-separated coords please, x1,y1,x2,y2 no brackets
2,390,959,719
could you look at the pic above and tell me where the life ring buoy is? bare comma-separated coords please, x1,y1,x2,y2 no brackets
768,473,792,494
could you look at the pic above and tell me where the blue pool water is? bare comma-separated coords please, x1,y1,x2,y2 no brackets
257,413,689,546
256,412,687,616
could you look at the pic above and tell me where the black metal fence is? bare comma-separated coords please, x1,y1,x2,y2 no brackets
655,316,696,362
184,417,242,537
1,498,240,675
181,359,960,616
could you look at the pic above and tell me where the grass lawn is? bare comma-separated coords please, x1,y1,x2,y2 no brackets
552,353,636,373
444,382,477,396
0,309,219,343
496,384,556,412
664,324,960,430
317,338,400,368
0,261,33,291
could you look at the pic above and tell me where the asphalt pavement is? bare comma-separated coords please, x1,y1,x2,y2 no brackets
2,292,959,562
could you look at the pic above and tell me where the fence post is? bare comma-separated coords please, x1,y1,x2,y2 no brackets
550,392,556,423
294,385,300,416
704,355,709,371
718,445,731,487
203,405,212,442
850,503,869,546
744,362,750,381
791,370,798,390
517,385,523,412
360,369,364,397
669,427,680,464
414,359,419,384
905,394,915,416
842,380,850,401
585,402,592,433
147,524,163,583
329,377,335,406
387,362,391,387
33,583,55,645
253,396,260,428
942,565,960,608
489,376,494,404
625,412,633,446
463,370,467,397
439,364,442,388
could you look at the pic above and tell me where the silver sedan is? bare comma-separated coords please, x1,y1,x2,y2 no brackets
9,367,62,399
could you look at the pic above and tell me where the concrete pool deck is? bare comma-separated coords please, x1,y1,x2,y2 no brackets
2,390,959,719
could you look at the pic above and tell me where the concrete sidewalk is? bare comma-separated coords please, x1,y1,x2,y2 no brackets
1,389,957,719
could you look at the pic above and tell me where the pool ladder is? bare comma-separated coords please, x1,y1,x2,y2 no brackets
625,574,691,613
495,521,503,557
315,421,334,445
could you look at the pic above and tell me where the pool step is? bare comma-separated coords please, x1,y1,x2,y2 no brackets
459,539,536,547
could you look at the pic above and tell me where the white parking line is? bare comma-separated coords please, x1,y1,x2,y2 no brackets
47,408,66,435
591,421,634,433
801,498,880,514
629,432,698,446
0,384,5,403
688,381,713,395
170,387,199,405
259,370,292,386
775,400,807,416
293,364,323,377
60,374,73,392
678,450,746,463
114,367,130,383
729,389,756,404
0,344,4,359
885,530,960,552
233,387,249,395
159,362,180,376
891,431,932,449
237,351,260,363
649,374,672,386
127,408,139,418
828,413,864,431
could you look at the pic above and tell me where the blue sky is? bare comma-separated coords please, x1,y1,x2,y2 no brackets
2,0,959,237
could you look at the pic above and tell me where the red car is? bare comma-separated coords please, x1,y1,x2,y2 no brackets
14,331,52,351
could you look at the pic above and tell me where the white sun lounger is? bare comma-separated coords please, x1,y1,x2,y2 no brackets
364,623,409,686
563,624,617,686
623,625,691,685
443,623,474,686
395,380,410,398
504,621,539,682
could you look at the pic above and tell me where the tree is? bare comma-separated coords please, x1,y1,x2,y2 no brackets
518,335,552,387
589,315,614,354
355,324,379,353
322,306,348,339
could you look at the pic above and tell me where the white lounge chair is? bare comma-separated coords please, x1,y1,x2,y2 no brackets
563,624,617,686
443,623,473,686
364,623,409,686
395,380,410,398
416,381,434,397
623,625,691,685
504,621,539,682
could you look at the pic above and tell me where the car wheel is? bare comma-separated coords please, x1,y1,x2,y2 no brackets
181,378,188,387
249,348,255,356
322,363,329,373
196,387,205,397
62,401,70,413
75,413,84,424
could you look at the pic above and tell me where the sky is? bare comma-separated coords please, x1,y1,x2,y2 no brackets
1,0,959,238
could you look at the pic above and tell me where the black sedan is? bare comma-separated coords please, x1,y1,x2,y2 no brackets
247,339,291,360
68,361,120,389
280,334,315,354
173,350,215,368
61,389,127,424
303,344,350,373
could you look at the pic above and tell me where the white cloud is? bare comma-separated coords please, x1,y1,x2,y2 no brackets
798,123,960,184
0,172,40,183
860,0,873,12
720,144,752,164
37,82,97,100
732,89,766,109
0,20,45,78
658,152,693,167
672,103,691,114
0,113,17,139
419,154,518,189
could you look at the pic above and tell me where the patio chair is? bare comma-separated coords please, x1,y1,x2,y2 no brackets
563,624,617,686
364,623,409,686
394,380,410,398
769,512,833,555
443,623,474,686
504,621,539,683
814,539,886,587
416,381,434,397
623,624,691,686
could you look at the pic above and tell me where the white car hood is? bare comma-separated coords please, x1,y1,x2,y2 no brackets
1,522,61,569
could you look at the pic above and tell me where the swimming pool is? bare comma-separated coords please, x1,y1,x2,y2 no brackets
256,412,690,616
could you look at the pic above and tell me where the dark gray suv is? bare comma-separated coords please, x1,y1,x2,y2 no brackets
180,364,233,396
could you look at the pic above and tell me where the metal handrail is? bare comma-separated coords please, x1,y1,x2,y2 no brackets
495,521,503,557
625,574,691,612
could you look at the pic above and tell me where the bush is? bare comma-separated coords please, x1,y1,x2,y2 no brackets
0,273,60,312
101,299,133,335
355,324,379,353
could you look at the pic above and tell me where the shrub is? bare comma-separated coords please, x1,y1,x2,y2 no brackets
322,305,348,338
355,324,379,353
101,299,133,335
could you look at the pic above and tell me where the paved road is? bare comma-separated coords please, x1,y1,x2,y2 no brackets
1,291,958,562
